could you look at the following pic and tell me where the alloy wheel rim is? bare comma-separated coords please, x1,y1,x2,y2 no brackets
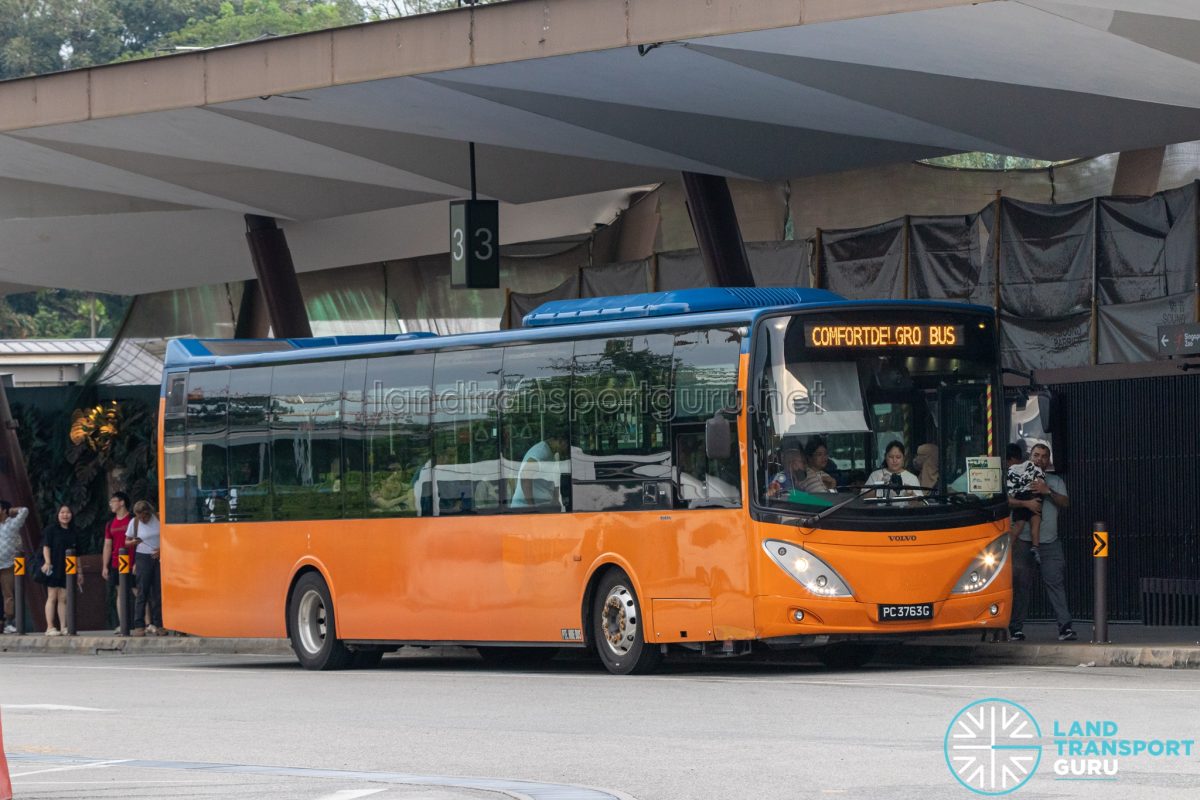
601,584,638,656
297,589,327,655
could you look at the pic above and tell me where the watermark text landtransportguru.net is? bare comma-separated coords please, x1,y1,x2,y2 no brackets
362,380,828,421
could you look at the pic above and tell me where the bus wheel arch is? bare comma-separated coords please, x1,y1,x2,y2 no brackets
286,568,353,671
586,564,662,675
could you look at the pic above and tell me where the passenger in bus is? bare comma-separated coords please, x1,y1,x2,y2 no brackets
768,449,833,499
511,434,569,509
865,440,921,503
914,443,939,490
803,437,842,487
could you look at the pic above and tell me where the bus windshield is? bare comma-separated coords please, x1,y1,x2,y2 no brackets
752,310,1004,519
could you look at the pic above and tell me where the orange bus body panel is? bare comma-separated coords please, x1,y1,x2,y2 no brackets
162,508,752,642
159,351,1011,646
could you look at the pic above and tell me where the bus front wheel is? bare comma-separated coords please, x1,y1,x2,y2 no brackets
288,572,353,671
592,570,661,675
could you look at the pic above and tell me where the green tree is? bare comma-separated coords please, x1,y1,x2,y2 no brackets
149,0,363,51
1,0,366,78
0,290,129,339
111,0,224,51
359,0,505,20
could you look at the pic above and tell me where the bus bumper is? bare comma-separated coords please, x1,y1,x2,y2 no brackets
753,589,1011,639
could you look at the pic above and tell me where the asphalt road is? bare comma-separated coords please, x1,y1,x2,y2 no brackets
2,650,1198,800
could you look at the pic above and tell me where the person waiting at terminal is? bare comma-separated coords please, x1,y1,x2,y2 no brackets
40,505,83,636
865,440,921,503
128,501,166,637
510,433,569,510
0,500,29,634
768,448,834,498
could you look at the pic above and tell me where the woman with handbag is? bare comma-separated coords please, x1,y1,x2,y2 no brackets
40,505,83,635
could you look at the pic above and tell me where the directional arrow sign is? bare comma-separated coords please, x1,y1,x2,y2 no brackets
1157,323,1200,357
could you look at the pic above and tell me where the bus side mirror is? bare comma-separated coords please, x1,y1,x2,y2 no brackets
705,415,732,460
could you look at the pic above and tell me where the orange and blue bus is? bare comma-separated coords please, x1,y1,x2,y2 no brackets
159,288,1011,673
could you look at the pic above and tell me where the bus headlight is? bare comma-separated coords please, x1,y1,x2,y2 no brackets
764,540,854,598
952,533,1010,595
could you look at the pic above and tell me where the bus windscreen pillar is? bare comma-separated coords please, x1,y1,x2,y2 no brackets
681,172,754,288
244,215,313,339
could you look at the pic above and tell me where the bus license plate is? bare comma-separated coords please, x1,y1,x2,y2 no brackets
878,603,933,622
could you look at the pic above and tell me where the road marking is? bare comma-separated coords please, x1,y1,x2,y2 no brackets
646,674,1200,693
5,754,633,800
15,780,206,785
4,660,1198,694
10,758,128,778
313,790,389,800
1,703,110,712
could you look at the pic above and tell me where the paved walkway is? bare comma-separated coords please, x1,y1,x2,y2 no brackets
2,623,1198,668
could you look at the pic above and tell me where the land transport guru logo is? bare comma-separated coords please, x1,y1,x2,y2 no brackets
943,698,1196,795
944,698,1042,795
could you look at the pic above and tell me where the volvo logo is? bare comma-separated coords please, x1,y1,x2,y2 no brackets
889,535,918,542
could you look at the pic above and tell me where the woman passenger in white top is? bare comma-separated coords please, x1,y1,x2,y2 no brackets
127,500,166,636
865,440,921,504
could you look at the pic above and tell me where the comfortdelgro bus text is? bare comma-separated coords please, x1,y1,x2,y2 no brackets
158,288,1012,674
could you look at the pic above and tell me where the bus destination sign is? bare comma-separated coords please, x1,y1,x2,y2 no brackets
806,324,964,348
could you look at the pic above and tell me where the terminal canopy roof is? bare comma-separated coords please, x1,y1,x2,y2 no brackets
2,0,1199,294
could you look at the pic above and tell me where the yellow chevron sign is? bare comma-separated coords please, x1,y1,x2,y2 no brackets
1093,530,1109,558
119,553,131,574
13,555,25,576
66,555,78,575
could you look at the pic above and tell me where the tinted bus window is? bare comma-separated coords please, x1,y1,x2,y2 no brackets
673,328,742,508
164,375,188,524
341,358,368,519
185,369,229,523
271,361,344,521
432,349,501,515
500,341,572,513
571,333,673,512
365,353,433,517
227,366,273,522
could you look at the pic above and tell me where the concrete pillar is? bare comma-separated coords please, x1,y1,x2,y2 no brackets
234,279,271,339
681,172,755,287
1111,146,1166,197
243,215,312,339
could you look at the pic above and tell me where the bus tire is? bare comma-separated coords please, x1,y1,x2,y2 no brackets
288,572,353,671
592,569,661,675
817,643,876,670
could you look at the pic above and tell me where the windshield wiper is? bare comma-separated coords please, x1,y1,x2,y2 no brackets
793,482,922,529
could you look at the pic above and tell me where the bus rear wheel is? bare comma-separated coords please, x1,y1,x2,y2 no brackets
288,572,353,671
592,570,661,675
